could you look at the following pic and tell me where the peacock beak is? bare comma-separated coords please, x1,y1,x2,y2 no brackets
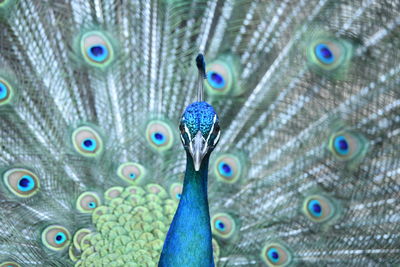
189,131,208,171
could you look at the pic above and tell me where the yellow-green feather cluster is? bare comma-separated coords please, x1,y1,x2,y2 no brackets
71,184,178,266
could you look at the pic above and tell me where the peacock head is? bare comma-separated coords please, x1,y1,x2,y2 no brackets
179,101,220,171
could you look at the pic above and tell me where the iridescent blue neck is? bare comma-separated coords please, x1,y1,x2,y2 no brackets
159,152,214,267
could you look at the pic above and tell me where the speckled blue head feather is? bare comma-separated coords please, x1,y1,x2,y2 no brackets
182,101,218,138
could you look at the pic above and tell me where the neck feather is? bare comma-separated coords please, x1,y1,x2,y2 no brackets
159,153,214,267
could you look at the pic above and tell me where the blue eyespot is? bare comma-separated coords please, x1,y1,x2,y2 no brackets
328,130,368,167
76,191,101,213
151,132,166,145
262,243,292,266
212,213,236,239
267,248,280,263
175,193,181,200
17,175,35,192
307,199,322,217
4,169,40,197
81,138,97,152
333,135,349,155
218,162,233,177
207,71,226,89
42,225,71,250
72,126,103,157
214,153,245,184
303,195,337,223
87,44,109,63
145,120,174,152
315,43,334,64
215,220,226,231
88,201,97,209
118,162,146,184
0,81,8,100
54,232,67,245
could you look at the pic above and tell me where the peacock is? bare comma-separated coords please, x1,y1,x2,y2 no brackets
0,0,399,266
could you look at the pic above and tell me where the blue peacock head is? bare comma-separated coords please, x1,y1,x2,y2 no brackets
179,101,220,171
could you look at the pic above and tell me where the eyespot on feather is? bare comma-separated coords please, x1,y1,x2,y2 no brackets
117,162,146,185
72,126,103,157
205,60,234,96
261,242,292,267
76,192,101,213
328,130,368,166
211,213,236,239
302,30,354,79
3,168,40,197
80,31,115,68
145,120,174,152
213,153,243,184
42,225,71,251
302,194,336,223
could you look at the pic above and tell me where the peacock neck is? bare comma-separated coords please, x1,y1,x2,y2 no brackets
159,153,214,267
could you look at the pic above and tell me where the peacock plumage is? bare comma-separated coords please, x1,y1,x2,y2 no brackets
0,0,399,266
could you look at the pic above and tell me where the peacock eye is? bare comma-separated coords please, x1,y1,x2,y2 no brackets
76,192,101,213
309,39,349,71
328,130,368,164
305,33,354,78
117,162,146,185
42,225,71,251
205,60,234,95
303,195,335,223
213,153,242,184
80,31,114,67
145,120,174,152
72,126,103,157
211,213,236,239
261,243,292,266
3,168,40,197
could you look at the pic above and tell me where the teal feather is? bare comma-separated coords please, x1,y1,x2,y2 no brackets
0,0,399,266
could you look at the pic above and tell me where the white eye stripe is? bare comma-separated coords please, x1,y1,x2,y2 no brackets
184,124,192,140
214,130,221,144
